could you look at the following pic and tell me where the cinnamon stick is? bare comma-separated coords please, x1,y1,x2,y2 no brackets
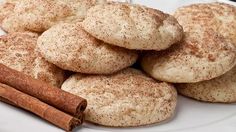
0,96,15,106
0,64,87,116
0,83,81,131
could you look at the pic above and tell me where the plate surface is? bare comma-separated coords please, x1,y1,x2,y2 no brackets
0,0,236,132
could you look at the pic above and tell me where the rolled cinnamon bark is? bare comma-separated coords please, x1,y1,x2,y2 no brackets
0,96,15,106
0,64,87,116
0,83,81,131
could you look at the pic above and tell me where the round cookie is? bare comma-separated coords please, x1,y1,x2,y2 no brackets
1,0,107,33
141,3,236,83
141,31,236,83
174,2,236,45
177,66,236,103
37,23,138,74
61,68,177,127
82,2,183,50
0,32,65,87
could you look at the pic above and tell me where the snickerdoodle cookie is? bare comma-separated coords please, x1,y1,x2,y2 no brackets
62,68,177,127
37,23,138,74
82,2,183,50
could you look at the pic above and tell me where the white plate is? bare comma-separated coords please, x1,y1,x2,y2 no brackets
0,0,236,132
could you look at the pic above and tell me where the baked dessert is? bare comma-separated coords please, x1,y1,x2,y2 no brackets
37,23,138,74
82,2,183,50
62,68,177,127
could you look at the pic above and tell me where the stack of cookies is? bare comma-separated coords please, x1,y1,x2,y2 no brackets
0,0,235,128
141,3,236,103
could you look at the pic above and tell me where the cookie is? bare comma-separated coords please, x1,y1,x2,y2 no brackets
37,23,138,74
61,68,177,127
0,32,65,87
174,2,236,45
175,3,236,103
141,3,236,83
82,2,183,50
177,66,236,103
1,0,107,33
